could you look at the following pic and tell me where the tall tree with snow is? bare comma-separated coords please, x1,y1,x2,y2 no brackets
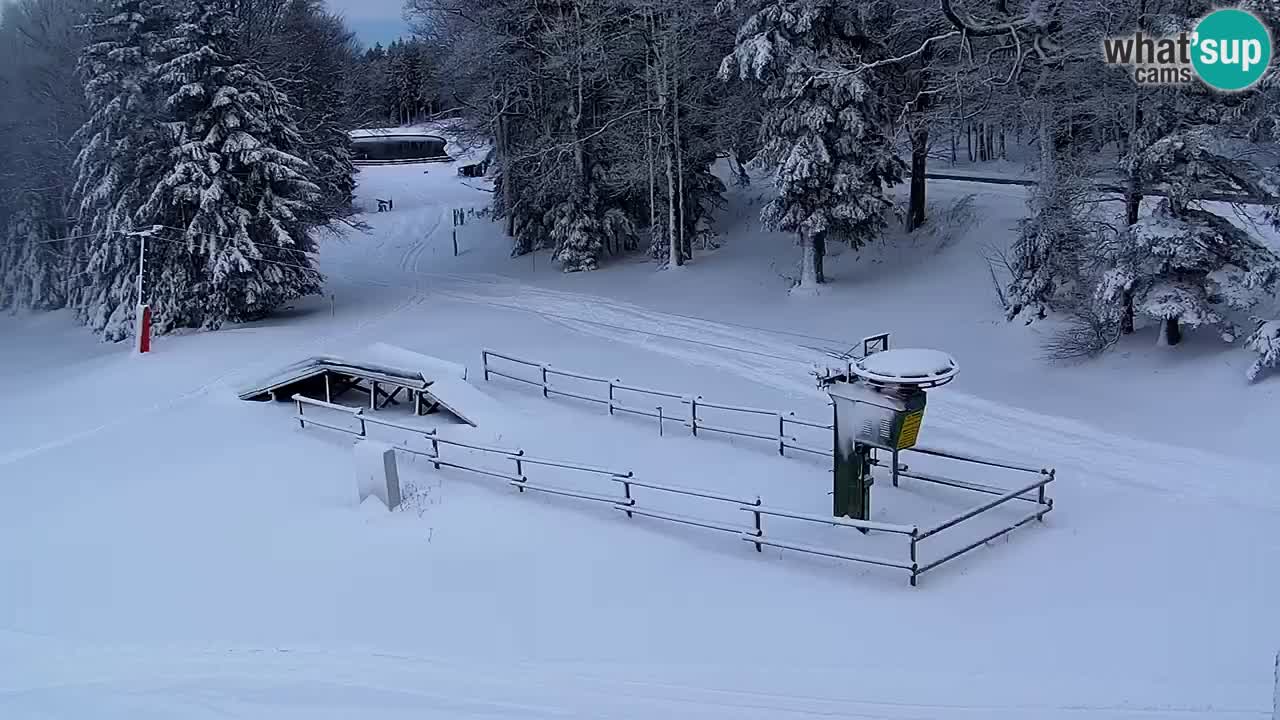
140,0,323,331
1094,130,1280,347
66,0,169,339
0,0,89,312
270,0,358,218
718,0,903,292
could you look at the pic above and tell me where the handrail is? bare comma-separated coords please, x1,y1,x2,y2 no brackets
516,455,632,478
917,505,1051,574
612,382,686,400
545,365,611,383
619,505,750,535
744,535,914,570
511,479,633,505
897,468,1041,503
615,477,757,506
695,398,779,416
907,444,1048,475
917,476,1053,540
784,414,831,430
482,348,535,366
743,504,917,536
293,394,363,414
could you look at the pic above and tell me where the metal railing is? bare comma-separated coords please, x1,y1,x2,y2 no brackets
480,348,843,458
292,392,1054,586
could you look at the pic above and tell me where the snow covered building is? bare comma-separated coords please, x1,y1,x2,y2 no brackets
350,128,449,164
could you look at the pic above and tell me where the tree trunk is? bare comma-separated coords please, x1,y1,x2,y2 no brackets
798,233,819,290
906,55,930,232
657,25,680,268
499,107,516,240
645,16,656,237
672,10,686,261
907,124,928,232
1121,81,1143,335
967,123,973,162
813,231,825,284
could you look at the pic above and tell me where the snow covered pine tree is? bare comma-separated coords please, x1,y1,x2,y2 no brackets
68,0,169,340
1095,130,1280,347
141,0,323,331
718,0,902,293
1245,319,1280,382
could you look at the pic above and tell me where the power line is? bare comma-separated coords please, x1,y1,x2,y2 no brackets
12,233,842,369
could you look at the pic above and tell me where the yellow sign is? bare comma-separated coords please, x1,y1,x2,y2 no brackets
897,410,924,449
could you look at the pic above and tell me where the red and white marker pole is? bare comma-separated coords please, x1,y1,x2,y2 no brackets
136,303,152,354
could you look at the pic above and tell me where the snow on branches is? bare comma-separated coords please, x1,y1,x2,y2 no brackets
1095,200,1280,346
719,0,902,291
1245,319,1280,382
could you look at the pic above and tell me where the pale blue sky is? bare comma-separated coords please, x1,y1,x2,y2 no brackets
327,0,410,47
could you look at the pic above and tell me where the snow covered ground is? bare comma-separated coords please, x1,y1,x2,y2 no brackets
1,158,1277,719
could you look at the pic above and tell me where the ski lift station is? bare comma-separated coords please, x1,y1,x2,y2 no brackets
244,334,1056,587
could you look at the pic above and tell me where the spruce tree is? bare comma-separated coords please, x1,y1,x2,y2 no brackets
1245,319,1280,382
68,0,168,339
141,0,322,331
719,0,902,292
1096,199,1280,346
1094,123,1280,346
275,0,357,217
0,204,67,311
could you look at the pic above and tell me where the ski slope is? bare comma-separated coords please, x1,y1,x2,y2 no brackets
1,158,1277,719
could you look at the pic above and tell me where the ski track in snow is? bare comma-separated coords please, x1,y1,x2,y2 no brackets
321,219,1280,514
4,641,1272,720
376,271,1280,513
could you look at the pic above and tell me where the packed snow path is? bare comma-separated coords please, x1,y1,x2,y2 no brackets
1,161,1276,719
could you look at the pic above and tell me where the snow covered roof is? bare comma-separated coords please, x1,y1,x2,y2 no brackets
237,343,493,425
350,131,447,145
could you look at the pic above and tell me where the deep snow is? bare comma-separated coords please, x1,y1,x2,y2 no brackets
1,156,1277,719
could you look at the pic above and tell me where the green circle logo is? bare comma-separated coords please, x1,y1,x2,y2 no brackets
1191,8,1272,91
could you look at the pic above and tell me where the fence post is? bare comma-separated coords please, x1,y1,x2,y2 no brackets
429,431,440,469
751,497,763,552
541,365,548,397
777,414,785,456
607,380,614,416
689,396,699,436
657,406,664,437
1038,470,1052,516
370,380,378,410
909,529,919,587
296,397,305,428
621,479,633,517
481,351,489,382
358,412,367,437
514,456,524,492
892,449,900,487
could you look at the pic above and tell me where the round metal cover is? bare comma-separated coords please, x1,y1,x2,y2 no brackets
851,348,959,388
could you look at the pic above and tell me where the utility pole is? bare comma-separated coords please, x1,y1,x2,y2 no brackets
126,226,161,306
